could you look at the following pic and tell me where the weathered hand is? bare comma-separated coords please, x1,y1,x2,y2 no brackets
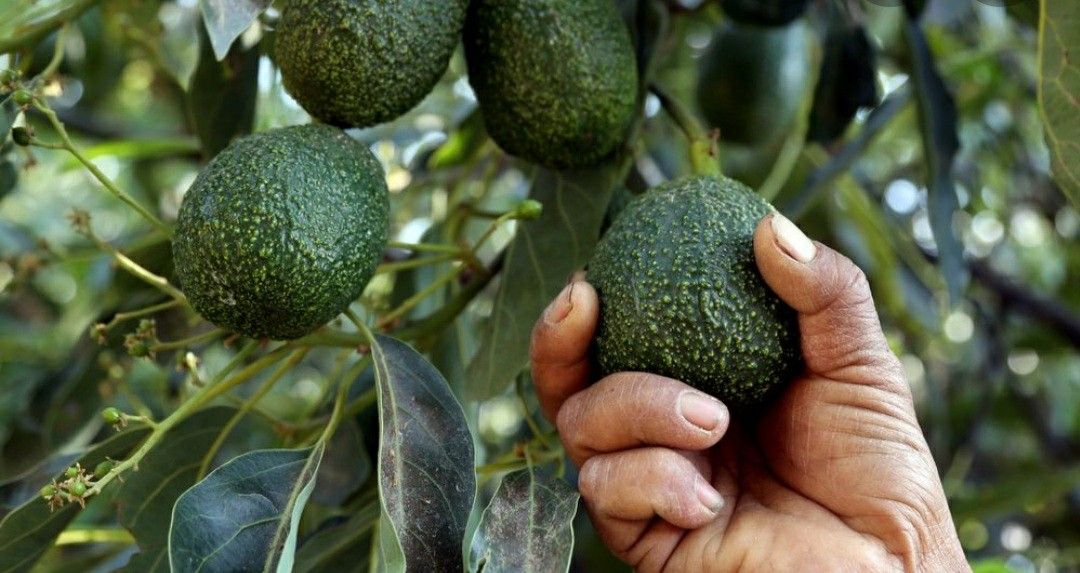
529,214,968,572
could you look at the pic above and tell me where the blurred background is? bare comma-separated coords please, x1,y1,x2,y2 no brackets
0,0,1076,571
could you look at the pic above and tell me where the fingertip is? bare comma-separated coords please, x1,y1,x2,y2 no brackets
530,279,600,421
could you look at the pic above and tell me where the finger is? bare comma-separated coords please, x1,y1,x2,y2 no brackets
578,448,722,536
557,372,728,465
753,213,904,386
529,279,599,422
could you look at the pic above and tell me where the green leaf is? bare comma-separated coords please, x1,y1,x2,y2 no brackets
115,407,237,573
464,166,615,399
371,334,475,573
0,428,149,573
295,498,379,573
310,419,370,507
168,445,325,573
808,23,878,143
0,0,95,53
903,19,968,303
469,469,580,573
68,137,200,167
188,25,260,159
428,110,488,170
159,4,201,91
198,0,270,61
1038,0,1080,207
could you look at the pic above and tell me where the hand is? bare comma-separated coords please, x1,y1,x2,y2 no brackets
529,214,968,572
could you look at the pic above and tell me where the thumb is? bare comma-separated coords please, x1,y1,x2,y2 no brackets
753,213,900,382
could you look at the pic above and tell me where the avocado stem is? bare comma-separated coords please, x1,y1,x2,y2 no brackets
650,84,722,177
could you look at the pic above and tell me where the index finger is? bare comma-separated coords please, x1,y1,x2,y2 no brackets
529,280,600,422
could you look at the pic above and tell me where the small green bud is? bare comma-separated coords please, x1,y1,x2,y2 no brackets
93,460,117,479
514,199,543,220
70,480,88,497
12,89,33,106
101,407,123,425
65,466,79,479
40,484,57,499
11,127,31,147
0,69,17,85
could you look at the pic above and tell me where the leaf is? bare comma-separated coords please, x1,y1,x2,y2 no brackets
295,499,379,573
198,0,270,61
168,446,325,573
0,0,95,52
428,111,487,170
158,3,201,91
464,168,616,399
115,407,237,573
1038,0,1080,207
903,19,968,303
310,419,370,506
70,137,200,166
371,335,475,573
188,24,260,159
0,429,149,573
470,469,580,573
808,23,878,143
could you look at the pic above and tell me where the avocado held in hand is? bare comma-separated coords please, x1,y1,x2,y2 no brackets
464,0,638,169
275,0,468,127
172,124,389,340
589,175,801,406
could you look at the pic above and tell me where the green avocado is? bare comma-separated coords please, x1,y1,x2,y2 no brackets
588,175,801,406
275,0,468,127
720,0,810,27
464,0,638,169
697,20,812,147
172,124,389,340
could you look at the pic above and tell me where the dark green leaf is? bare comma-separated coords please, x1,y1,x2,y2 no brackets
371,334,475,572
903,19,968,303
311,419,370,506
295,498,379,573
115,407,237,573
470,469,580,573
198,0,270,61
188,25,260,159
808,24,878,143
1038,0,1080,207
168,445,325,573
0,0,96,52
428,111,488,170
0,429,149,573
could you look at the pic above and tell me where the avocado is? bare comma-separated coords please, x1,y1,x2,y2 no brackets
172,124,389,340
720,0,809,27
588,175,801,406
464,0,638,169
697,20,812,147
275,0,468,128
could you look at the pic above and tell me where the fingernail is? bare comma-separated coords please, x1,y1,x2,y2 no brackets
678,391,724,431
543,282,575,325
696,476,724,513
772,214,817,263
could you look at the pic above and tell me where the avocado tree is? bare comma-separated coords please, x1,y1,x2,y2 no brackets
0,0,1077,571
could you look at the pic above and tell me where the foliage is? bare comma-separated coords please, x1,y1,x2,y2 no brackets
0,0,1076,571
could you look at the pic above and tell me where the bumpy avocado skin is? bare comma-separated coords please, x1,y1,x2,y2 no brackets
720,0,809,27
464,0,638,169
697,21,812,147
589,175,801,406
172,124,389,340
275,0,468,127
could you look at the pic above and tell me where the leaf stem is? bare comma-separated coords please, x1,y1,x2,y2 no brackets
375,253,458,275
197,348,309,479
87,345,293,496
388,241,463,255
377,266,463,328
39,23,69,79
100,299,181,332
32,101,172,236
516,374,550,449
150,328,225,353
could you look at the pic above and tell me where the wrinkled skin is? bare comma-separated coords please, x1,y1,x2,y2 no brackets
530,214,969,572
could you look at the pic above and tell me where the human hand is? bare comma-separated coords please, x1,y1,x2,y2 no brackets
529,214,968,572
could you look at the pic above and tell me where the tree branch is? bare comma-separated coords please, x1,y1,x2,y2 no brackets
970,261,1080,348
